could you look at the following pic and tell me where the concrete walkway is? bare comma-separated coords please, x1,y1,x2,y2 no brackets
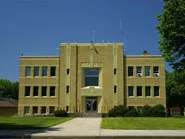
1,117,185,138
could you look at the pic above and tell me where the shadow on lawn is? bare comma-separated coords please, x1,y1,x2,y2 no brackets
0,123,63,137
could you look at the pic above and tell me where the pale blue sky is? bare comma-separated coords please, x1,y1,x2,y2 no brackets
0,0,169,81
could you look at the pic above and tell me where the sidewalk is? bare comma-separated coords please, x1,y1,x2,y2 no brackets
0,117,185,138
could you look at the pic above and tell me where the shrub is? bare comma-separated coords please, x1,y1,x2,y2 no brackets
151,104,166,117
108,105,127,117
54,110,68,117
126,107,140,117
141,105,153,117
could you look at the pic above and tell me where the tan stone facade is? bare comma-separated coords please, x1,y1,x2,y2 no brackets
18,43,166,115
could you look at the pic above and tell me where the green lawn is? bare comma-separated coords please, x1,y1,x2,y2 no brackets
101,117,185,130
0,116,73,130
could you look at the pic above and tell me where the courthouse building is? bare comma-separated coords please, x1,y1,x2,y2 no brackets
18,43,166,115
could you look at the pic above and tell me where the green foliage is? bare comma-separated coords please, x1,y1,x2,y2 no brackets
157,0,185,71
151,104,166,117
0,79,19,99
54,110,68,117
108,105,127,117
141,105,153,117
126,107,140,117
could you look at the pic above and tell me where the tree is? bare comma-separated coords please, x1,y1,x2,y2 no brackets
0,79,19,100
157,0,185,71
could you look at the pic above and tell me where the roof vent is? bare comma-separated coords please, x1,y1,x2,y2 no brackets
142,50,149,55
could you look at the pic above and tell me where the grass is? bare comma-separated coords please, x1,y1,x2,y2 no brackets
101,117,185,130
0,116,73,130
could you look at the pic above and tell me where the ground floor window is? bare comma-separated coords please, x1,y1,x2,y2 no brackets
24,106,30,114
32,106,38,114
41,106,46,114
49,106,55,114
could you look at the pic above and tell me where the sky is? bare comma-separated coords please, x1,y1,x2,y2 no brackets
0,0,170,82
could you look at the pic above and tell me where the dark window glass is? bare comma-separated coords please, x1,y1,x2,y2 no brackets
114,68,117,75
85,77,98,86
66,106,69,112
66,86,69,93
136,66,142,73
41,106,46,114
128,66,133,76
42,66,48,76
145,86,151,96
33,86,39,96
49,106,55,114
84,68,99,86
42,86,47,96
67,69,70,74
50,86,55,96
34,67,39,76
25,86,30,96
145,66,150,76
137,86,142,96
153,66,159,73
50,67,56,76
154,86,159,96
25,66,31,77
128,86,134,96
32,106,38,114
114,86,117,93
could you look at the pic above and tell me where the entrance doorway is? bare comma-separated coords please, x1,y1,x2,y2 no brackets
86,97,98,112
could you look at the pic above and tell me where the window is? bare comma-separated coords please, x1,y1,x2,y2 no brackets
33,86,39,96
25,66,31,77
42,66,48,76
67,68,70,74
137,86,142,96
34,66,39,77
154,86,159,96
85,68,99,86
49,106,55,114
153,66,159,77
25,86,30,96
128,66,133,76
41,106,46,114
50,86,55,96
42,86,47,96
114,86,117,93
145,66,150,77
114,68,117,75
66,106,69,112
128,86,134,96
50,67,56,76
24,106,30,114
145,86,151,96
32,106,38,114
66,86,69,93
136,66,142,77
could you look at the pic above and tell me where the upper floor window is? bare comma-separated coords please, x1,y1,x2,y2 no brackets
153,66,159,77
128,86,134,97
34,67,39,77
145,86,151,96
66,86,70,93
25,86,30,96
33,86,39,96
114,68,117,75
154,86,160,96
145,66,150,77
128,66,133,77
50,67,56,76
25,66,31,77
42,66,48,76
85,68,99,86
42,86,47,96
137,86,142,96
136,66,142,77
50,86,55,96
114,86,117,93
67,68,70,75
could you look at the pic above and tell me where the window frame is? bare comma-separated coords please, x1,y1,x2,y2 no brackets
145,86,151,96
33,86,39,97
128,86,134,97
25,66,31,77
128,66,134,77
50,66,56,77
25,86,30,97
145,66,150,77
50,86,55,96
42,66,48,77
34,66,39,77
154,86,160,96
41,86,47,97
114,86,117,94
137,86,142,97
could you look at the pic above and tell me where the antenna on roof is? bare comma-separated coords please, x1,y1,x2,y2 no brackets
92,30,95,42
120,18,124,42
